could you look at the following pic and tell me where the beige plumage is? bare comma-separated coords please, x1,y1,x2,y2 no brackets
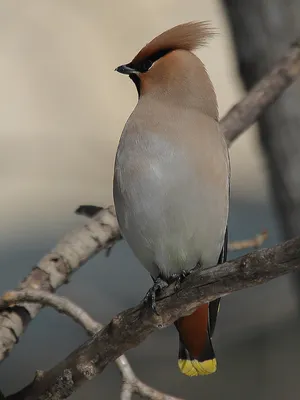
114,22,230,376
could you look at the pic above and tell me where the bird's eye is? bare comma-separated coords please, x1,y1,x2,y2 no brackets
140,59,153,72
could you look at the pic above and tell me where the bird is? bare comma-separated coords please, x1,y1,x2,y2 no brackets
113,21,230,377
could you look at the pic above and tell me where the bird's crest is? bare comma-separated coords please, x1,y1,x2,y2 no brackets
132,21,216,65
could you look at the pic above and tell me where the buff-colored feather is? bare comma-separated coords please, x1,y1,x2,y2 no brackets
132,21,216,64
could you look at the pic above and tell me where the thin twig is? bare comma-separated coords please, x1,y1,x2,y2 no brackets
6,235,300,400
1,290,181,400
228,230,268,251
0,291,100,335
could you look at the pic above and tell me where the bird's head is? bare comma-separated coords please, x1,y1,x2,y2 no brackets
115,22,217,108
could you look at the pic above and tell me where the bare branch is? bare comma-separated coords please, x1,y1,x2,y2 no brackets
1,290,181,400
0,291,100,335
7,236,300,400
0,206,121,362
116,356,182,400
121,382,134,400
133,382,183,400
228,230,268,251
221,38,300,143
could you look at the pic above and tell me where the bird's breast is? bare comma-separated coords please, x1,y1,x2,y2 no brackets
113,111,229,278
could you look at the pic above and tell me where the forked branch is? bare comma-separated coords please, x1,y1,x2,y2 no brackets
6,236,300,400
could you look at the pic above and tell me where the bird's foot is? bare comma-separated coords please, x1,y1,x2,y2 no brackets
170,270,192,291
143,276,168,315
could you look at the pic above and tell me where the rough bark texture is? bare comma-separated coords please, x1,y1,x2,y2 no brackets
0,206,121,362
7,235,300,400
0,290,182,400
222,0,300,239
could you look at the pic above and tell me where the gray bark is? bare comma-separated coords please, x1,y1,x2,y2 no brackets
7,235,300,400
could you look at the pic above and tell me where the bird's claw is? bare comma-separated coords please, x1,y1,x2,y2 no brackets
170,270,191,291
143,277,168,315
143,270,192,313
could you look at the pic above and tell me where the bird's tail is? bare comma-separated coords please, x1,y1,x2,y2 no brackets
175,229,228,377
175,300,219,376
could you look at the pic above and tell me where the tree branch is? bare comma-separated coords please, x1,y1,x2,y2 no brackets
228,230,268,251
221,38,300,143
0,291,100,335
1,290,182,400
6,236,300,400
0,206,121,362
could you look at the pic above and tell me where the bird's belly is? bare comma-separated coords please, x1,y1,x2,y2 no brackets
114,132,229,279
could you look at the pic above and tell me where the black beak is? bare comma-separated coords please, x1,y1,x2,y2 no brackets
115,64,137,75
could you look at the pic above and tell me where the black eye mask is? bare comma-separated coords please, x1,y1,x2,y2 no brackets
132,48,173,73
138,59,153,73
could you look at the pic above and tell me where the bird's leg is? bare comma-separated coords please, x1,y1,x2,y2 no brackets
143,269,195,313
170,270,192,291
143,276,168,315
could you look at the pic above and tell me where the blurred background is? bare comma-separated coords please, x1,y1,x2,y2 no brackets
1,1,300,399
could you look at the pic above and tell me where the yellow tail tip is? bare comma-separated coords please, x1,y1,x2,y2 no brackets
178,358,217,376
